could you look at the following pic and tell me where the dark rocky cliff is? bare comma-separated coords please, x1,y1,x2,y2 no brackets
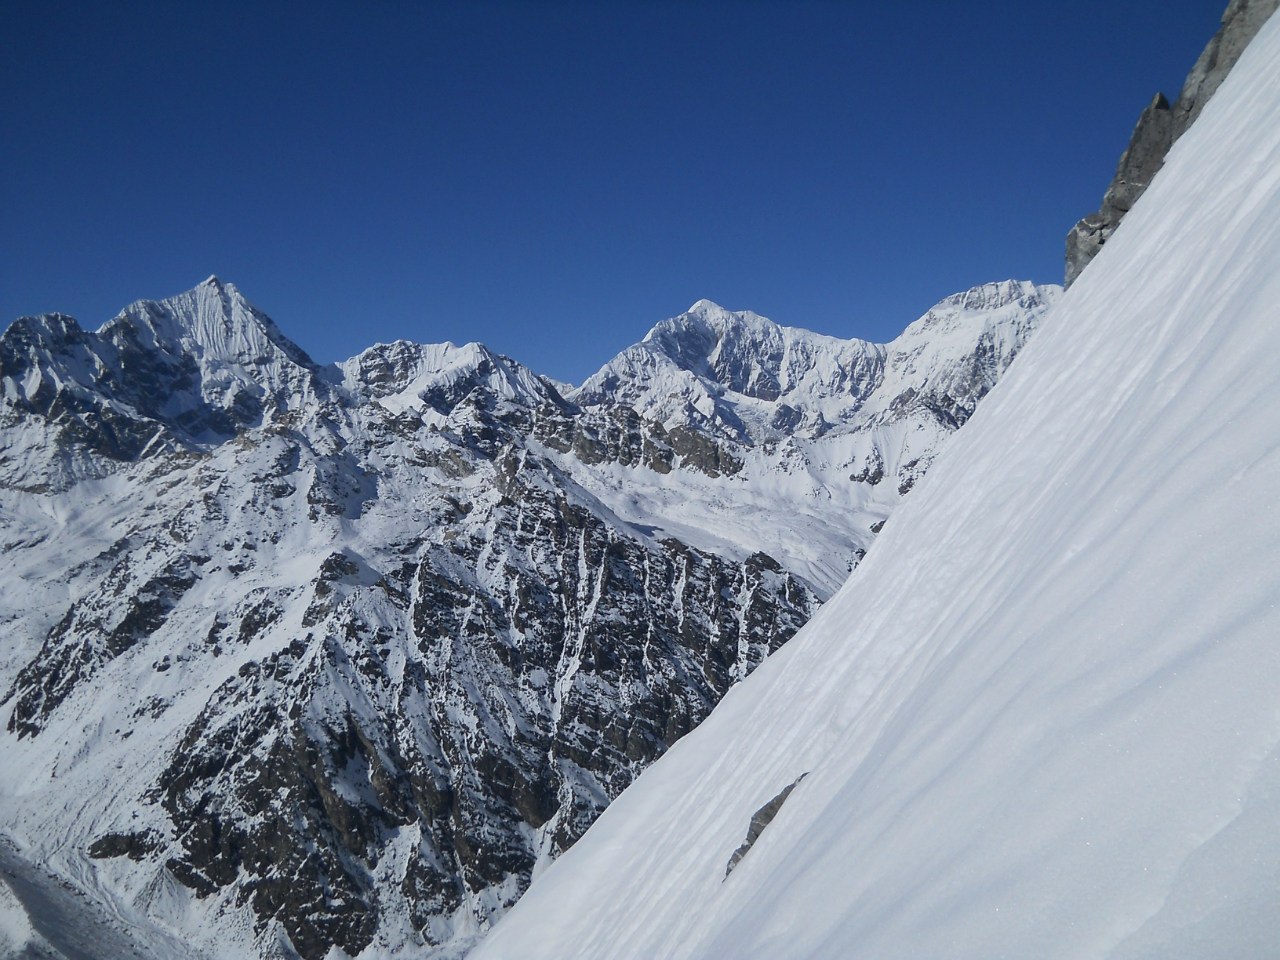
1065,0,1279,286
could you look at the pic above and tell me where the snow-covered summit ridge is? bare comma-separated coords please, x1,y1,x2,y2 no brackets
2,277,1056,454
929,277,1042,311
573,280,1060,442
336,338,562,415
105,275,317,373
0,279,326,462
575,298,883,430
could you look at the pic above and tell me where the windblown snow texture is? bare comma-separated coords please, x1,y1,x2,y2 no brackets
476,13,1280,960
0,268,1052,958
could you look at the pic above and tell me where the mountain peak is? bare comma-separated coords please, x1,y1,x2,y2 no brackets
338,336,556,414
641,302,779,359
685,297,729,315
935,279,1056,313
100,278,316,374
7,279,324,451
575,283,1057,444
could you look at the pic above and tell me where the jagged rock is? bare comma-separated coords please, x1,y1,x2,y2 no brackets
1065,0,1279,285
88,829,162,861
1175,0,1280,129
725,774,807,877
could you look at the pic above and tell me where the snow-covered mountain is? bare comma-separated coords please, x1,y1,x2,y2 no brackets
564,281,1056,594
335,339,560,416
0,272,1053,958
574,280,1048,445
0,277,323,488
474,11,1280,960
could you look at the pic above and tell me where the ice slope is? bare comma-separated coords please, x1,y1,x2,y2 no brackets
474,13,1280,960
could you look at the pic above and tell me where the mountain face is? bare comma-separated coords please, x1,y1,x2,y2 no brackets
475,12,1280,960
1065,0,1279,285
0,278,1056,959
574,281,1045,445
565,281,1057,595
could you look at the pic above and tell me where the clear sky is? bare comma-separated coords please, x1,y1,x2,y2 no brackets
2,0,1225,383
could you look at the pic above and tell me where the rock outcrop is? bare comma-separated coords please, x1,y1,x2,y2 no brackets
724,774,806,877
1065,0,1279,286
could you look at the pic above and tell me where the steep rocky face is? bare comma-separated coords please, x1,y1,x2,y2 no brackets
1065,0,1278,286
0,382,814,959
1064,94,1175,287
0,279,1055,959
1173,0,1280,128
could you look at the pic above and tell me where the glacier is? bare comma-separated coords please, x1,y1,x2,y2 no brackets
474,10,1280,960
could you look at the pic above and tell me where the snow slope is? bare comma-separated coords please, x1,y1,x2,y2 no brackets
474,12,1280,960
0,839,194,960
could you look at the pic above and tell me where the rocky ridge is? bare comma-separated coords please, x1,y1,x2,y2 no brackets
0,277,1056,959
1064,0,1279,285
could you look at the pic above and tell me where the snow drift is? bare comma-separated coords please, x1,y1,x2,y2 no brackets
474,12,1280,960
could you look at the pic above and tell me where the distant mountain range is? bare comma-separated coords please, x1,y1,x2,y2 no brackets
0,277,1056,958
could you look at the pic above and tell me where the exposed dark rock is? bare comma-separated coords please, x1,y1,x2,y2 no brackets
65,439,818,958
850,451,885,485
1066,0,1279,285
665,424,742,477
88,830,163,861
725,774,807,877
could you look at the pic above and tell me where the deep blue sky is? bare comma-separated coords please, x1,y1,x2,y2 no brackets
2,1,1224,382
